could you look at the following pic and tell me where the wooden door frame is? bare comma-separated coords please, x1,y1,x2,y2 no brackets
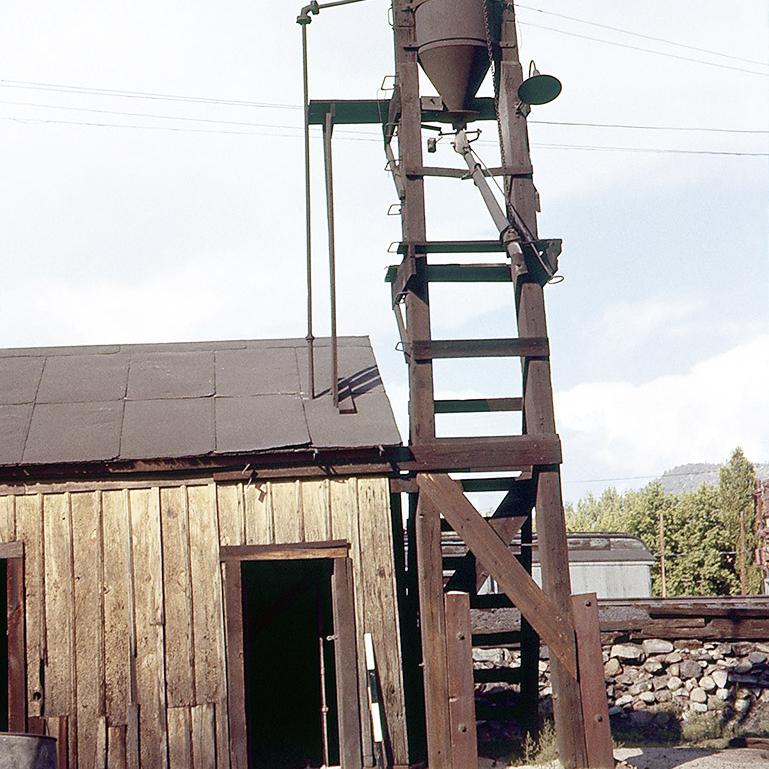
220,540,362,769
0,541,26,732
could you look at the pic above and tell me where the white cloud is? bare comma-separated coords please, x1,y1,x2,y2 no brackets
556,334,769,490
602,295,704,347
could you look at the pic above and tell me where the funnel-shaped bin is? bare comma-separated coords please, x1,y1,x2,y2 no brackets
414,0,499,122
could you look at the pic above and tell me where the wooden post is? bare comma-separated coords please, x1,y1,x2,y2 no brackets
496,4,589,764
5,549,26,732
222,561,248,769
571,595,614,769
415,494,453,769
518,515,540,737
444,592,478,769
333,557,363,769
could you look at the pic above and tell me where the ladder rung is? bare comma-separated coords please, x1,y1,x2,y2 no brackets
435,397,523,414
410,338,549,360
406,435,561,472
396,240,504,254
473,667,522,685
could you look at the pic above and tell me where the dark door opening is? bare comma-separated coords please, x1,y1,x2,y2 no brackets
242,558,339,769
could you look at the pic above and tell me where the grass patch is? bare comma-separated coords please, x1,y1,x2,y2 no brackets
507,721,558,766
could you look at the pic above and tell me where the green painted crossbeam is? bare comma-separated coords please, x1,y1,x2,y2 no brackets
395,240,504,254
434,397,523,414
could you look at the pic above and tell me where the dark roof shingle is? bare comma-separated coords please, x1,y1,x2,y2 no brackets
0,336,400,468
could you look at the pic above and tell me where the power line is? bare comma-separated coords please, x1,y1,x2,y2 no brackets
0,79,302,110
529,119,769,136
516,20,769,77
4,114,767,157
515,3,768,67
564,468,757,486
3,81,767,137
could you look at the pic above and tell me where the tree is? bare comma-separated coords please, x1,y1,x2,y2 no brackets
719,447,761,594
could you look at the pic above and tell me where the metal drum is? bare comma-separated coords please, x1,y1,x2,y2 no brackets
0,733,57,769
414,0,498,119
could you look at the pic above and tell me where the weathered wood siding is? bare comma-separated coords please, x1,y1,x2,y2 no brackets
0,476,406,768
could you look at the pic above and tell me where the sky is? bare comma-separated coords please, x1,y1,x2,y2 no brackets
0,1,767,502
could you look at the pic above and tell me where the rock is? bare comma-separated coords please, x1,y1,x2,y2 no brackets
652,676,670,690
668,664,680,678
666,652,683,664
755,642,769,654
700,676,717,692
643,639,674,655
629,681,652,695
712,669,728,689
538,661,549,673
749,651,766,664
611,644,644,662
716,688,730,701
716,643,733,656
655,690,672,703
708,695,725,710
690,702,708,713
685,678,697,692
643,660,664,674
732,642,753,656
667,676,683,691
680,660,702,679
734,660,753,674
608,706,624,717
604,658,622,677
640,691,656,704
690,687,707,703
734,697,751,713
615,694,633,707
473,649,505,663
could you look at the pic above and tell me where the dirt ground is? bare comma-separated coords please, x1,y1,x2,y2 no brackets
481,746,769,768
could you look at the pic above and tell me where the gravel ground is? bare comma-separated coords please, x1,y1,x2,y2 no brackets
480,746,769,769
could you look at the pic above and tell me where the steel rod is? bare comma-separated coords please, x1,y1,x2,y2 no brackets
300,21,316,399
323,111,340,408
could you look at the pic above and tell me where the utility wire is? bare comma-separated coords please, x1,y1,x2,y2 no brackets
516,20,769,77
3,114,767,157
2,81,767,136
0,79,302,110
515,3,768,67
564,468,765,486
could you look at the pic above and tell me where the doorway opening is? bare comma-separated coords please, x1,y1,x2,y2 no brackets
0,558,7,732
242,558,339,769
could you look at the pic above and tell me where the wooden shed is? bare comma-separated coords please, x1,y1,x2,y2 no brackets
0,337,408,769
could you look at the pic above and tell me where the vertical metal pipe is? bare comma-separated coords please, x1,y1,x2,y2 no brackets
323,111,339,408
301,21,316,398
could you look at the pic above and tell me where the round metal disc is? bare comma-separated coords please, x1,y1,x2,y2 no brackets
517,74,562,106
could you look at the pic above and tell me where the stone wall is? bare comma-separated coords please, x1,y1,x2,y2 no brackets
473,638,769,741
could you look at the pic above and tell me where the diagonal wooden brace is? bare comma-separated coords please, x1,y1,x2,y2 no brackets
417,472,577,677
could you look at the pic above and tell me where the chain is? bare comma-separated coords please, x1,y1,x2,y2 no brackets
482,0,506,168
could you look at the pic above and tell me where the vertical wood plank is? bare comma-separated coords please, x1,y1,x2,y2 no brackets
444,592,478,769
571,594,614,769
222,561,247,769
107,725,127,769
0,495,15,541
330,478,373,766
332,557,362,769
188,484,229,767
244,483,272,545
357,477,408,766
94,716,108,769
101,490,130,726
217,483,245,547
43,493,75,720
191,702,217,769
271,480,302,544
72,491,105,769
7,554,26,732
47,715,69,769
160,486,196,707
16,494,44,716
415,492,452,769
129,487,168,769
167,707,193,769
300,479,330,543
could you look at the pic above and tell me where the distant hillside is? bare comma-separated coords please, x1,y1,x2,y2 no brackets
659,462,769,495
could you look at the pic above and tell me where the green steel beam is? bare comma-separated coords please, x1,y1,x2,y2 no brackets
385,264,512,283
307,97,497,125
